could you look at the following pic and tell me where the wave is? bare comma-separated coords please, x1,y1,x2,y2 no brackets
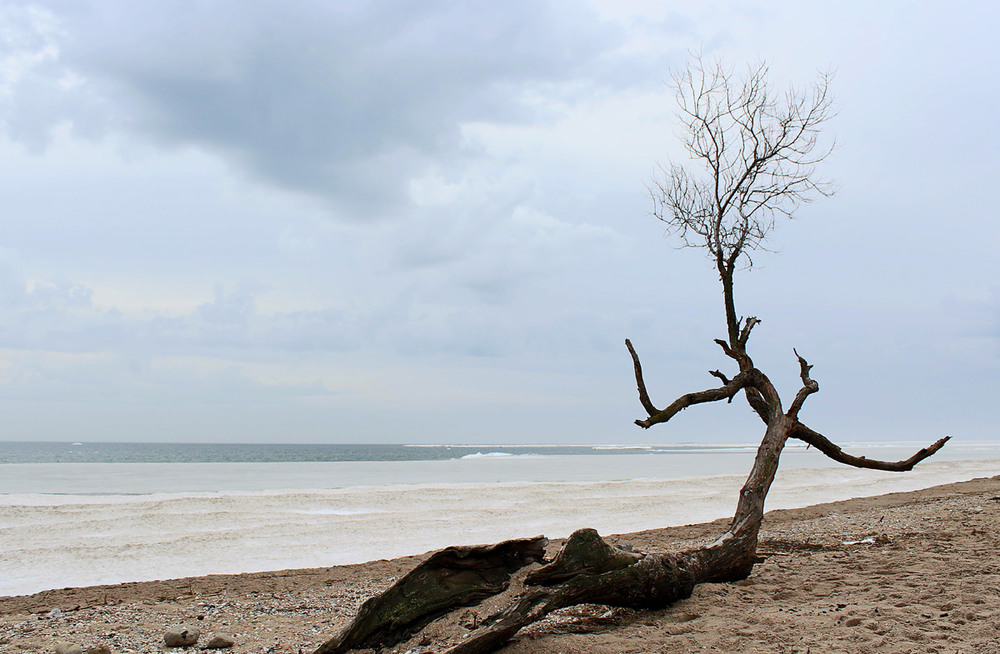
591,445,653,451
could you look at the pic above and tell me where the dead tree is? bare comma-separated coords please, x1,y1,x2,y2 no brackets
312,57,949,654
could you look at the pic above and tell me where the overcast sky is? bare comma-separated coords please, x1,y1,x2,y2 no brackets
1,1,997,445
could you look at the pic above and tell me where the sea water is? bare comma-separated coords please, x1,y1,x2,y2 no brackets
1,441,996,597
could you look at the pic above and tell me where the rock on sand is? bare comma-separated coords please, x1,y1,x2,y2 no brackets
163,625,200,647
206,633,236,649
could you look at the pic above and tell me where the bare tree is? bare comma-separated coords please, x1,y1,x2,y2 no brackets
311,57,948,654
650,56,834,347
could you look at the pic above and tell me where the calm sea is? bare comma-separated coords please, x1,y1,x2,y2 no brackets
0,441,749,465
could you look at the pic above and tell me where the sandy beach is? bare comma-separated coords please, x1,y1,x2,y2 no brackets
2,475,998,653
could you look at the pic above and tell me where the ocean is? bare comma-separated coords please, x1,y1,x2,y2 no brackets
1,440,997,598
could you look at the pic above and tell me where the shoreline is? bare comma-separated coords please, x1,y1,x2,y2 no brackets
3,475,999,652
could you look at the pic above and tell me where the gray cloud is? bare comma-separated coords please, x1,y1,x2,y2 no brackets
9,0,650,214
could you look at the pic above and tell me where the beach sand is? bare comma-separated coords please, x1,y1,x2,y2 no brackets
2,475,998,653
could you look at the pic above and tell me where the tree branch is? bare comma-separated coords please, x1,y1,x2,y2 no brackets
786,348,818,418
714,337,737,359
635,372,751,429
790,424,950,471
709,369,731,384
737,316,760,348
743,387,771,424
625,338,659,416
628,338,769,426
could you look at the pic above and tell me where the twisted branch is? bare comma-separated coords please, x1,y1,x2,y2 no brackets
791,424,951,472
635,374,752,429
744,387,771,424
786,348,818,418
737,316,760,348
625,338,659,416
627,338,756,428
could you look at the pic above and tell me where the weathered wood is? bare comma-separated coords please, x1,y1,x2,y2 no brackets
792,425,950,471
443,548,696,654
526,528,642,586
313,536,547,654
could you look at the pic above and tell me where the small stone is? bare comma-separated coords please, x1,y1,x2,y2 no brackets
86,646,113,654
54,643,83,654
47,608,64,620
205,634,235,649
164,625,200,648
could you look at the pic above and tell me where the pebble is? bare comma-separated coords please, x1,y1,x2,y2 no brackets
53,643,83,654
86,646,113,654
205,633,236,649
164,625,200,647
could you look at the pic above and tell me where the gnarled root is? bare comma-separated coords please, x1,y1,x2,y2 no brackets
314,529,704,654
314,536,547,654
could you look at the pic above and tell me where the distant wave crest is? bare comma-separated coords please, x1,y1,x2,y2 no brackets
591,445,652,451
460,452,516,459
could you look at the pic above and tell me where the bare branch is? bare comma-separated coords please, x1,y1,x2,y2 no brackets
635,372,751,429
625,338,659,416
650,55,835,273
743,387,771,424
714,337,736,358
630,337,774,425
707,370,738,403
714,335,759,376
791,425,951,472
709,369,731,384
737,316,760,348
786,348,818,418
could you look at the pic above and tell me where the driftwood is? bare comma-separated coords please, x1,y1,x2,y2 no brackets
312,327,948,654
314,538,548,653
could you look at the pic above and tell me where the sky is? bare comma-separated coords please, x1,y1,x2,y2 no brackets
1,1,997,445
